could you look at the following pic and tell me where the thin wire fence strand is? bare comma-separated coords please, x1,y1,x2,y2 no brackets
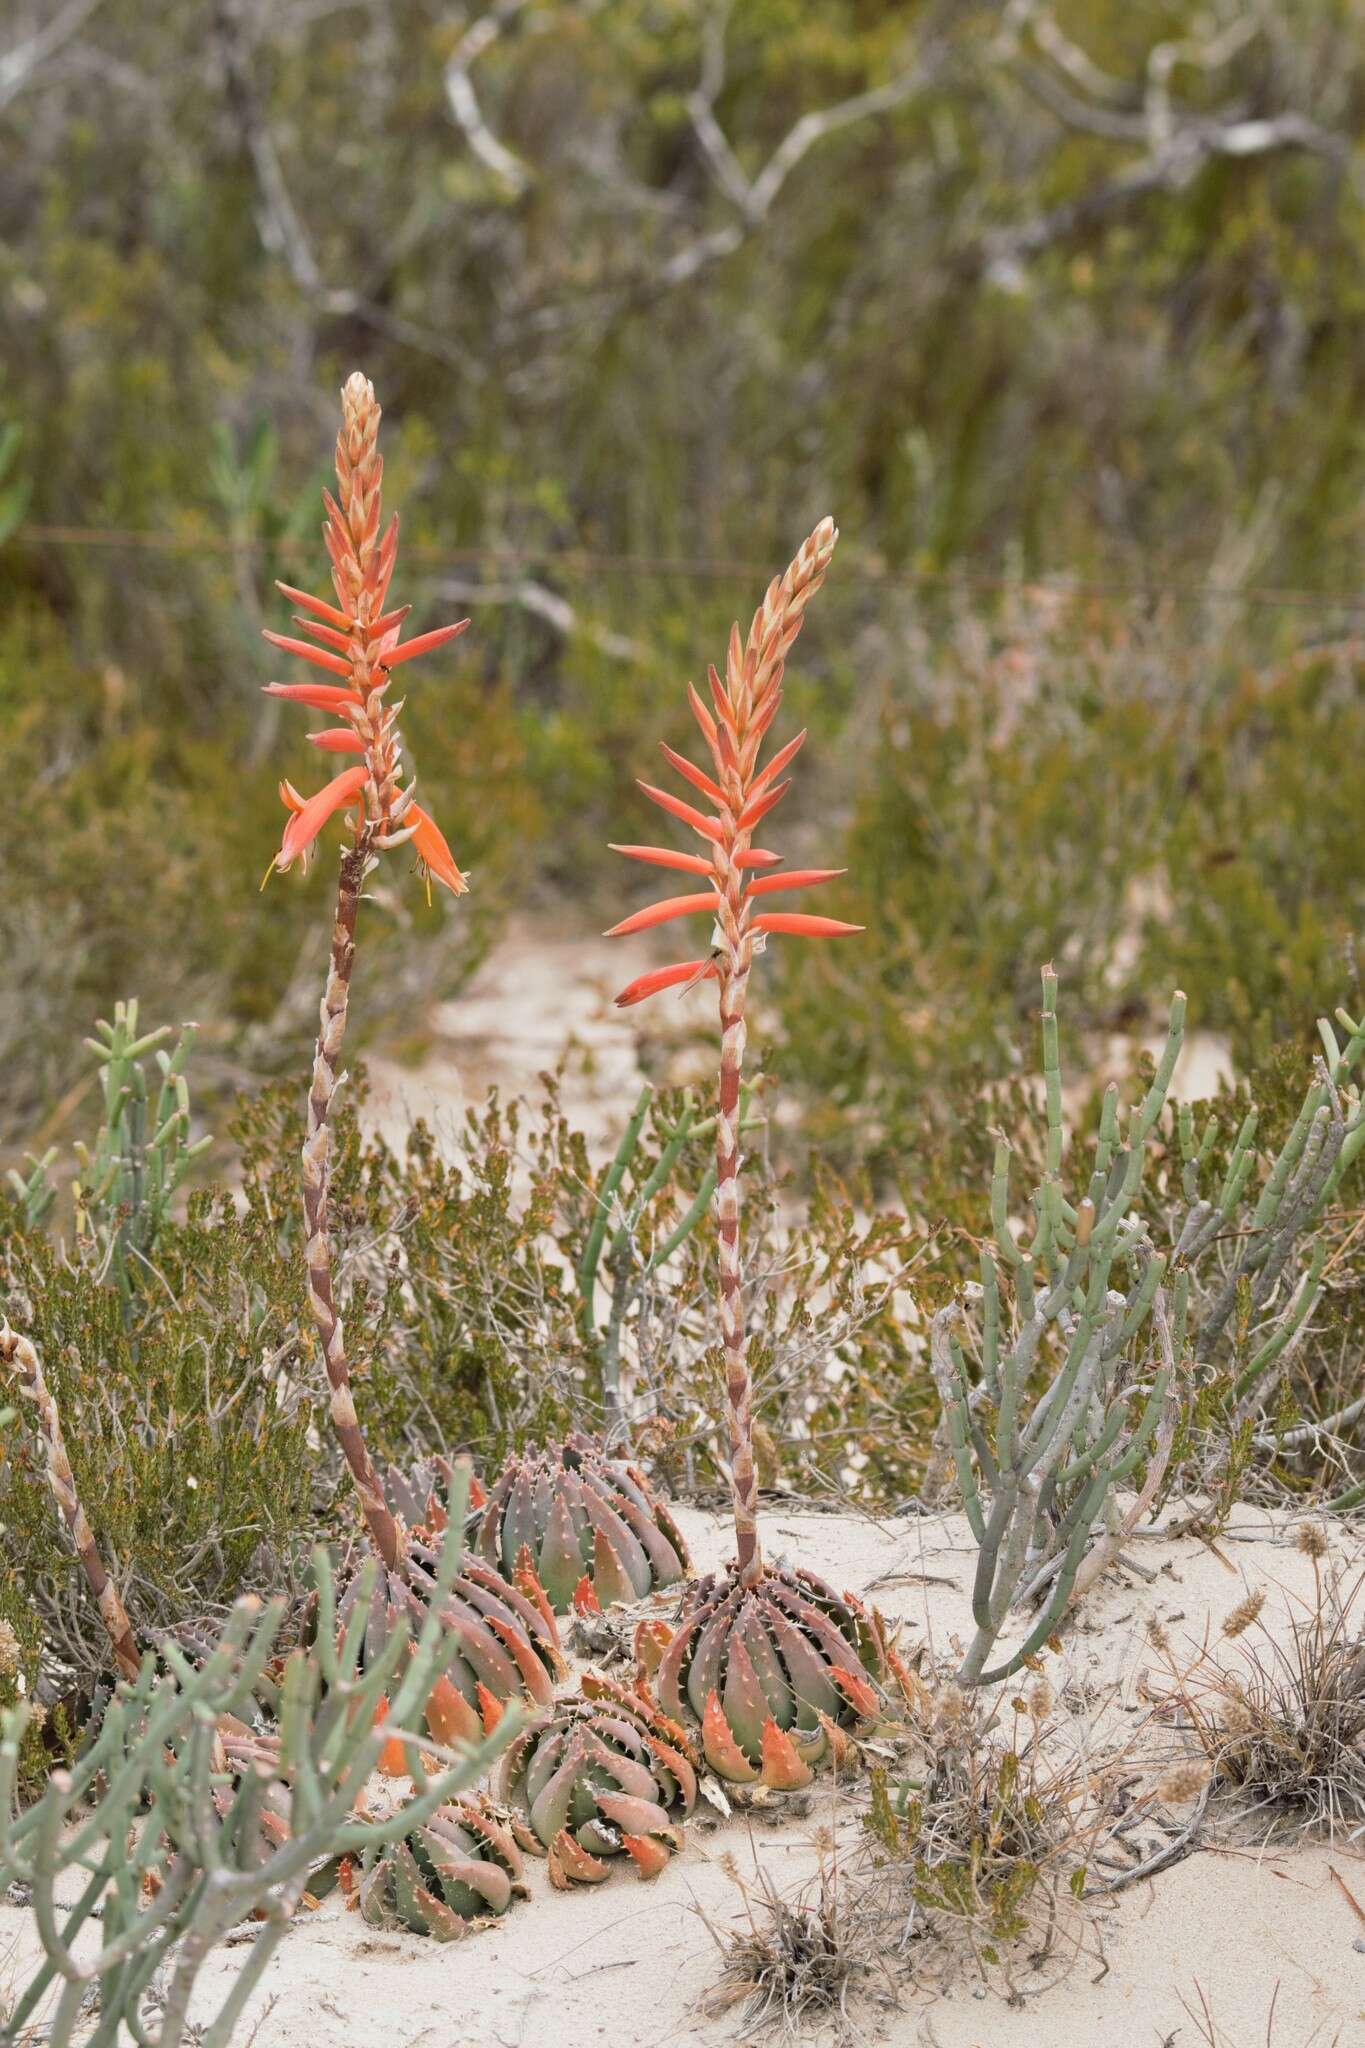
12,523,1365,614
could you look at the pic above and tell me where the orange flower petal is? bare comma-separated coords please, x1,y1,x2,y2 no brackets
262,681,361,713
605,892,717,938
744,868,845,897
610,843,714,877
736,779,790,832
275,581,352,631
707,664,738,735
293,617,352,654
366,603,411,641
687,681,718,749
306,728,367,754
380,619,469,670
409,803,468,896
751,729,807,794
262,630,352,678
750,912,863,939
614,959,718,1008
636,782,722,842
658,742,725,808
276,765,369,872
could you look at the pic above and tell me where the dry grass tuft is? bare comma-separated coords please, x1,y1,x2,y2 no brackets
1160,1568,1365,1839
700,1854,889,2040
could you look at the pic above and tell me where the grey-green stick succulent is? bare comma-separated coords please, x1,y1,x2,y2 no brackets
576,1081,760,1430
7,1001,210,1292
937,970,1365,1687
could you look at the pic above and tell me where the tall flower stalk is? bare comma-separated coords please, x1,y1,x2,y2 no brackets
608,523,884,1782
264,374,468,1570
610,517,858,1586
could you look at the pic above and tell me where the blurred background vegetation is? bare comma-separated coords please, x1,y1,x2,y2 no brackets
2,0,1363,1167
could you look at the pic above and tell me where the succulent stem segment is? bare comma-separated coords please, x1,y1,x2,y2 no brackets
266,373,470,1566
0,1323,140,1684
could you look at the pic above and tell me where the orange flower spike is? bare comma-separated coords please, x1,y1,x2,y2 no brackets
608,518,857,1598
262,372,471,894
258,372,479,1579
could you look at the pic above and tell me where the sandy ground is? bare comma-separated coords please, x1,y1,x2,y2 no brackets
361,917,1236,1168
6,1502,1363,2048
362,920,649,1164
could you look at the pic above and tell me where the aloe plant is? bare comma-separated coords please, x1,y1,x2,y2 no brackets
254,377,569,1748
262,370,469,1573
335,1532,563,1764
0,1469,517,2048
355,1796,528,1938
498,1673,696,1884
655,1565,882,1785
606,522,886,1777
472,1433,691,1613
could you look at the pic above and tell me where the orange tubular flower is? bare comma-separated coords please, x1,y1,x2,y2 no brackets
606,515,860,1008
262,375,469,895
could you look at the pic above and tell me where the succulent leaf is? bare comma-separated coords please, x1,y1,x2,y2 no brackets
358,1798,527,1939
474,1435,690,1614
498,1677,697,1883
655,1563,886,1784
331,1534,563,1757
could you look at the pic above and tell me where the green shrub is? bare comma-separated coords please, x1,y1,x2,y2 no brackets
0,1184,316,1676
780,609,1365,1174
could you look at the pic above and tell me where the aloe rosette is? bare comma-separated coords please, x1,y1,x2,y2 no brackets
355,1797,528,1938
337,1536,563,1772
606,522,887,1778
473,1434,692,1614
382,1454,458,1536
497,1674,697,1885
654,1564,883,1786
